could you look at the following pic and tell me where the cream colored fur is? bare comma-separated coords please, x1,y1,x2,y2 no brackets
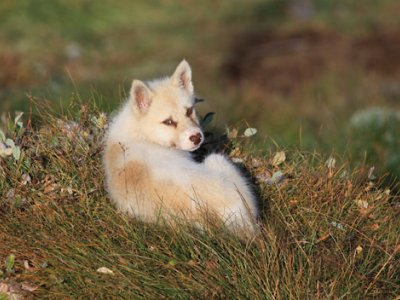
103,60,258,236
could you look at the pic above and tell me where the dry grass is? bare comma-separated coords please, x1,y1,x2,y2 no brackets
1,1,399,298
0,102,399,299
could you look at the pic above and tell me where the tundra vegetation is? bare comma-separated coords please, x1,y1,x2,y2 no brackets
0,0,399,298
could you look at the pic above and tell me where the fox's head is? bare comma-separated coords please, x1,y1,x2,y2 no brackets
129,60,204,151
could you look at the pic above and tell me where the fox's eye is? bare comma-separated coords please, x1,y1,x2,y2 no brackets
162,118,177,127
186,106,194,117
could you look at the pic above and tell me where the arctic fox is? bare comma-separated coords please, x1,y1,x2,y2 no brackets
103,60,258,236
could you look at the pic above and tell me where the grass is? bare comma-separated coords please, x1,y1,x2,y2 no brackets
2,0,399,174
1,0,400,298
0,104,399,298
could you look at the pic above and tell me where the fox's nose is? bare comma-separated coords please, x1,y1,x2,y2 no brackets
189,133,202,146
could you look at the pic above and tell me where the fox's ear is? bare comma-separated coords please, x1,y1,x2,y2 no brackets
130,80,152,114
172,60,193,94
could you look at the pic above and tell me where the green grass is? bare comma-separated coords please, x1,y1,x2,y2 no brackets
1,1,400,298
1,0,399,177
0,105,399,298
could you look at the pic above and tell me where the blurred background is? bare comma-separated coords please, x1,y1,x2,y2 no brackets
0,0,399,180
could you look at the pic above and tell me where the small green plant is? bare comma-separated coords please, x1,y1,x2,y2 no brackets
350,107,400,179
5,254,15,273
0,112,24,161
0,293,8,300
0,129,21,161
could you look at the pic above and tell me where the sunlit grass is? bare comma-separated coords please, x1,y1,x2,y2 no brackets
0,2,399,296
0,103,398,298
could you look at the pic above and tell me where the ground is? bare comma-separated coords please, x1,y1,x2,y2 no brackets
0,0,399,298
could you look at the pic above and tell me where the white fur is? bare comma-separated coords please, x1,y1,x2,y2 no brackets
103,60,259,237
